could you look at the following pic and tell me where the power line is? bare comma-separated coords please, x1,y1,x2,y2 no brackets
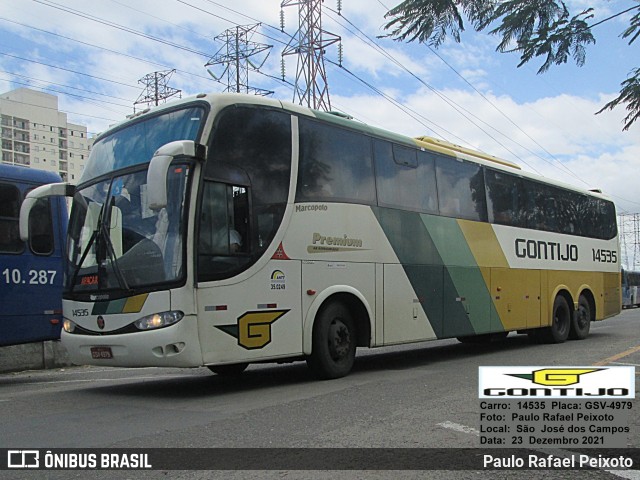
0,17,217,86
0,70,132,104
31,0,211,57
0,51,140,90
323,7,545,174
373,0,629,186
326,59,466,143
0,75,130,118
0,93,121,124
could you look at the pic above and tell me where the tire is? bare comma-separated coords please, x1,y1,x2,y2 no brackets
569,294,591,340
207,363,248,376
306,302,356,379
538,295,571,343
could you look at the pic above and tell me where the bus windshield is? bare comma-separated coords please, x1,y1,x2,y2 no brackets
64,105,205,296
80,105,205,183
66,165,190,295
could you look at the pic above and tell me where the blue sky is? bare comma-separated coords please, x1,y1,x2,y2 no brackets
1,1,639,247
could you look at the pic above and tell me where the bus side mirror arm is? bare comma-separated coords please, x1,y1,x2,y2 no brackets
147,140,206,210
19,182,75,241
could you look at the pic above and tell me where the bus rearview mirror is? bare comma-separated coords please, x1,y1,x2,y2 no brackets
19,183,75,241
147,140,205,211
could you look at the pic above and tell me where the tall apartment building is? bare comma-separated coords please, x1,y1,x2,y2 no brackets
1,88,90,184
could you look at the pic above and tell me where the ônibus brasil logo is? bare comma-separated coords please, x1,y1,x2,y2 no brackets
479,367,635,398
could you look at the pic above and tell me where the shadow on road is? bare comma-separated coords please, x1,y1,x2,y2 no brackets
71,330,615,399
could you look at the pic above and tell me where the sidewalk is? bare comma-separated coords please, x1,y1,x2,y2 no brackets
0,341,73,373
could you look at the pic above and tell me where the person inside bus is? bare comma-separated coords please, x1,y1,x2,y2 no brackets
199,182,245,256
202,222,242,254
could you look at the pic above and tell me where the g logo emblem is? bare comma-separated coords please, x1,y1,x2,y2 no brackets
216,310,289,350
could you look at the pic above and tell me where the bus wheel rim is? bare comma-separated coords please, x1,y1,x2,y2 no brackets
328,319,351,361
576,303,589,329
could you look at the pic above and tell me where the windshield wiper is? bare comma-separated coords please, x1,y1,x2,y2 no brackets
69,229,97,292
69,202,131,293
97,202,131,292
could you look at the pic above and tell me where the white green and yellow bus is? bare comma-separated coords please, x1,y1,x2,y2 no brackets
19,93,620,379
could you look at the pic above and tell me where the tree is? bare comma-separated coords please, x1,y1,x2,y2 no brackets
383,0,640,130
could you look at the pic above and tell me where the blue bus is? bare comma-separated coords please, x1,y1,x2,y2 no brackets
0,164,67,346
622,269,640,308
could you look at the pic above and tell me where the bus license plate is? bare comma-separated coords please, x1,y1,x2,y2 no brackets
91,347,113,359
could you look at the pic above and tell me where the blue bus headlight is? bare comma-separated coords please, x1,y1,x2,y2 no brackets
134,311,184,331
63,319,76,333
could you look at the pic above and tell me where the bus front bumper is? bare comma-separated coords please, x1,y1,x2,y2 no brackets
61,315,203,368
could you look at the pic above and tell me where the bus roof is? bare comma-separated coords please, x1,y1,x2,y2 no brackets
0,164,62,185
98,93,611,202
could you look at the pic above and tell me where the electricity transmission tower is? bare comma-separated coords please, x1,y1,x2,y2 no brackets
618,213,640,269
281,0,341,111
134,70,181,110
205,24,273,96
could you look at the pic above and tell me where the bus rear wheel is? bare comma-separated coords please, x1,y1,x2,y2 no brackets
538,295,571,343
569,294,591,340
306,302,356,379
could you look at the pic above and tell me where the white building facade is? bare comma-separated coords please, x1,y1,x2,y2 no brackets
1,88,90,184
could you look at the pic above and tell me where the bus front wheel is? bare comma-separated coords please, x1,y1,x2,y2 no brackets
306,302,356,379
538,295,571,343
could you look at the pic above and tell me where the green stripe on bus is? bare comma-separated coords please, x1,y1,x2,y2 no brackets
421,215,498,335
373,207,479,338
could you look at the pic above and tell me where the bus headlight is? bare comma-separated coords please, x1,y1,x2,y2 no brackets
134,311,184,331
63,319,76,333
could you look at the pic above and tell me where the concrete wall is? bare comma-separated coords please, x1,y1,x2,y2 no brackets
0,341,73,373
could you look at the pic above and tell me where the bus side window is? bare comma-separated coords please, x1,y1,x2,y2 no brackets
198,181,251,282
28,198,54,255
485,169,526,227
435,156,487,221
0,183,23,254
374,140,438,213
296,118,375,205
199,181,248,256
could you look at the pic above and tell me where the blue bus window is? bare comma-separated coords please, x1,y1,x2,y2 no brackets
28,198,54,256
0,183,23,254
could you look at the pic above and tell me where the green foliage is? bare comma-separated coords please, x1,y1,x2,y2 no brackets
597,68,640,131
384,0,640,129
622,7,640,45
482,1,595,73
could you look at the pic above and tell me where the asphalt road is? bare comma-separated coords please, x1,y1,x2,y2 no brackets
1,309,639,479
